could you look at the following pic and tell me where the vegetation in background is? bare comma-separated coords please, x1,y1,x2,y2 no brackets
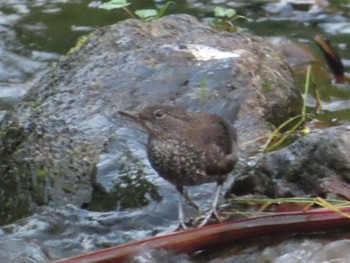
99,0,172,21
211,7,246,32
263,65,314,152
99,0,135,18
135,1,172,22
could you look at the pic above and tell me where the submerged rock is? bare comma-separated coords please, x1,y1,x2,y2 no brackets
0,14,300,224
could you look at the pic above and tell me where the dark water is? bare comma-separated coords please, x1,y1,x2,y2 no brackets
0,0,349,262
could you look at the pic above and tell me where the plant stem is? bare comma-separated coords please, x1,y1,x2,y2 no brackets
123,7,137,19
302,65,312,121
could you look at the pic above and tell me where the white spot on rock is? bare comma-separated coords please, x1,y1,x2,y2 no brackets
162,44,240,61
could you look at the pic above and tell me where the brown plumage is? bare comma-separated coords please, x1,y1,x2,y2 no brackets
119,105,238,228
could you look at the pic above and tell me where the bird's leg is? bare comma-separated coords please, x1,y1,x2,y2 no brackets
180,187,199,211
176,186,188,229
198,183,222,227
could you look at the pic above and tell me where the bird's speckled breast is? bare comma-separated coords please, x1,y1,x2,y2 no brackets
147,138,217,186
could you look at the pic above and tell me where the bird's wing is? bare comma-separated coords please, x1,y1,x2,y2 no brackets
191,114,238,175
196,115,235,154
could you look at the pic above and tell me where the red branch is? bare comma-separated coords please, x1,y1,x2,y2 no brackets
54,208,350,263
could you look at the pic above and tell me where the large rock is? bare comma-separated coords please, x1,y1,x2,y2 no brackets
0,14,301,224
231,124,350,199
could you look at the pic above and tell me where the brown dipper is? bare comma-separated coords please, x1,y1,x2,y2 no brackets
119,105,238,228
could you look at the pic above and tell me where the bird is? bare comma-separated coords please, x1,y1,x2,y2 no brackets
119,105,238,228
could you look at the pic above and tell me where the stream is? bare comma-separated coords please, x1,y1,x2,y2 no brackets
0,0,349,262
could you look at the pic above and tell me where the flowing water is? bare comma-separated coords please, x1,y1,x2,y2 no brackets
0,0,349,262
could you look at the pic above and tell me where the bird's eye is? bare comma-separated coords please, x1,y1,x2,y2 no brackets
153,109,164,118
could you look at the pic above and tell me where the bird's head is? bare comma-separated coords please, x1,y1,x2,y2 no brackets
119,105,189,137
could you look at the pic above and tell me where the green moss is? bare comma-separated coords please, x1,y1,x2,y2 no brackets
4,199,12,209
68,35,89,54
0,193,32,225
37,169,47,182
112,175,158,208
88,159,161,211
262,80,273,92
63,183,74,193
32,99,44,109
0,130,6,137
32,186,46,205
4,126,23,138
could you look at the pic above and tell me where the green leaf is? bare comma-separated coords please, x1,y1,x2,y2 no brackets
135,9,158,20
224,8,236,18
214,7,237,18
214,6,226,17
99,0,130,10
156,1,172,19
231,15,247,21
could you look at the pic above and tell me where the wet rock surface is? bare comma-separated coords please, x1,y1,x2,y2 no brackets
197,234,350,263
0,14,301,225
231,124,350,199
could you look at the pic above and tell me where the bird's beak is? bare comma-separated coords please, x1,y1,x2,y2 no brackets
118,110,141,121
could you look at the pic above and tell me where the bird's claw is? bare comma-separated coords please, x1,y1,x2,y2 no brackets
178,215,188,230
198,208,222,227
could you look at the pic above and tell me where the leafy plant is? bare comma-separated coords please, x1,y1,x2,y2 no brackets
135,1,172,22
99,0,136,18
211,7,246,32
99,0,172,21
99,0,130,10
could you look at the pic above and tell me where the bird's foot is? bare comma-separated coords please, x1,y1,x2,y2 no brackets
177,185,199,211
198,208,222,227
175,217,197,231
183,193,199,211
177,199,191,230
175,222,188,231
178,218,188,230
